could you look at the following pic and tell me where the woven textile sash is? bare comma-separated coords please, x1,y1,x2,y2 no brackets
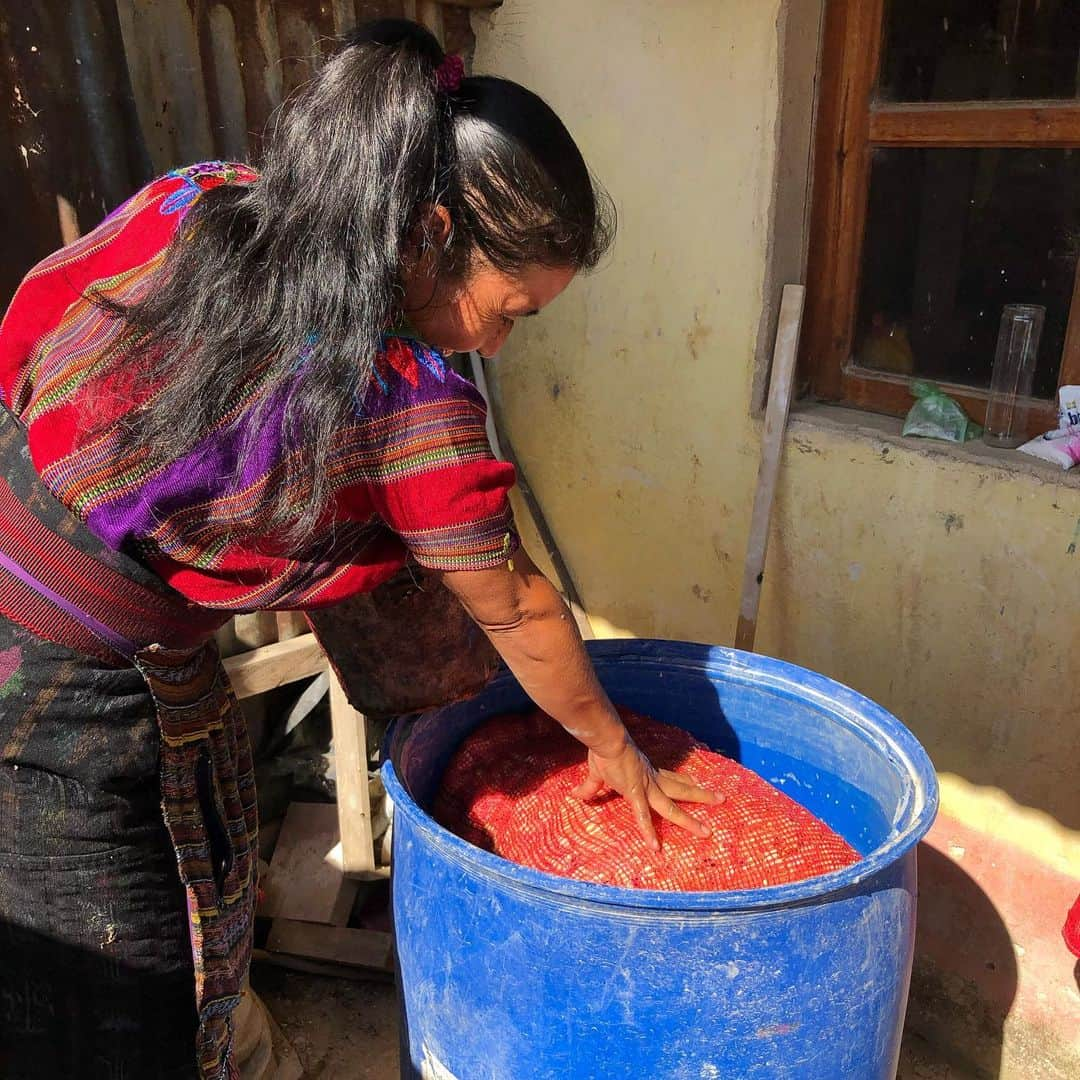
0,404,254,1080
0,404,228,662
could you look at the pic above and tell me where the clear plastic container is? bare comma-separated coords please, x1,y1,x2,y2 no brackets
983,304,1045,449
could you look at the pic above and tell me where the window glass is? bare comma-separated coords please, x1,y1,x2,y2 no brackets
854,147,1080,398
879,0,1080,103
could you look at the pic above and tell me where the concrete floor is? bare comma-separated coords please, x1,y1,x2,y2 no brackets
254,965,398,1079
253,965,975,1079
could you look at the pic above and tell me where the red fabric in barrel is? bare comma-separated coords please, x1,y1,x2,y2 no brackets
435,707,860,891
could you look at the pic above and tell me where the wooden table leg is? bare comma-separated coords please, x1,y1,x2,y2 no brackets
328,665,378,877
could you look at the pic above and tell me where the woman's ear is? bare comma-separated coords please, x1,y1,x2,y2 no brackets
411,202,453,254
427,203,453,250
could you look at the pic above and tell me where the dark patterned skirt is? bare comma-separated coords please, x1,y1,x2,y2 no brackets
0,615,199,1079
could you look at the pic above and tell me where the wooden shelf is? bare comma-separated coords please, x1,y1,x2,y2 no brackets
266,919,393,974
222,634,325,699
224,621,388,974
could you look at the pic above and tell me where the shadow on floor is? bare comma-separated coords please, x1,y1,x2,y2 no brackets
905,842,1018,1080
253,962,984,1080
253,962,399,1079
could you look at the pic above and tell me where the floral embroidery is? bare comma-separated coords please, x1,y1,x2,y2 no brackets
159,161,256,216
0,644,23,699
372,337,447,394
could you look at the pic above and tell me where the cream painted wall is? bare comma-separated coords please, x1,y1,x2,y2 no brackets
472,0,1080,879
475,0,775,633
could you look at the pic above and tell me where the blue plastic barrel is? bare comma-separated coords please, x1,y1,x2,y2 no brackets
383,640,938,1080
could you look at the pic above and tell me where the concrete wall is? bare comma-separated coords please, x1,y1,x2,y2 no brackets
474,1,1080,1074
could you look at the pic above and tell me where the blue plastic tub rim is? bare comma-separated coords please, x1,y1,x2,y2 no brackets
382,639,940,915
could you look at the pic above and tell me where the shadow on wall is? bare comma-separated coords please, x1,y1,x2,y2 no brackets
907,842,1017,1080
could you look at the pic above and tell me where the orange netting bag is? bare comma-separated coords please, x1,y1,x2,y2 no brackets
435,707,859,891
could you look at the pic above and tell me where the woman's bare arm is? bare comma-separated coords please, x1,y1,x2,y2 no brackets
436,550,718,850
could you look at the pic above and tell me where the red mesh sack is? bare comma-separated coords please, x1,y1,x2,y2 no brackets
435,707,860,891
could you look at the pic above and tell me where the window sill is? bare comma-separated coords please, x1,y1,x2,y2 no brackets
787,402,1080,490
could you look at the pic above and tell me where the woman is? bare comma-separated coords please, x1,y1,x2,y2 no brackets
0,20,713,1079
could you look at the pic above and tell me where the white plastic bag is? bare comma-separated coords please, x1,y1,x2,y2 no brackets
1017,386,1080,470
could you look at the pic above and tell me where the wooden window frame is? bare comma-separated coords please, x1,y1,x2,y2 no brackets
802,0,1080,434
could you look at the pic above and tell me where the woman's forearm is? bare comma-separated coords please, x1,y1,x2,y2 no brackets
483,586,628,756
438,553,627,756
438,550,717,847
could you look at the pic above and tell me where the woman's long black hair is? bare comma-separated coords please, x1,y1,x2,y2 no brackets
101,19,613,545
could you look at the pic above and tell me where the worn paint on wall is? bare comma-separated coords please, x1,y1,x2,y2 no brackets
764,410,1080,869
475,1,1078,1069
476,0,776,632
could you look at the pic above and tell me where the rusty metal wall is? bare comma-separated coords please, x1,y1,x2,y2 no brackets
0,1,481,308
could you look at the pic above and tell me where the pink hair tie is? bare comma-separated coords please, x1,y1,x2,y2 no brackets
436,54,465,94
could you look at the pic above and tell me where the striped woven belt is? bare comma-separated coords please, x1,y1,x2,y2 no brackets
0,405,227,662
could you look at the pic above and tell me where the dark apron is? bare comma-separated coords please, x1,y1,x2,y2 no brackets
0,405,253,1080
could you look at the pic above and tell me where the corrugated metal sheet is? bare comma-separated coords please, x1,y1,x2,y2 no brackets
0,1,484,306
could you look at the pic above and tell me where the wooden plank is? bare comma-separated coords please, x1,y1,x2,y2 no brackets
801,0,885,401
274,611,308,641
232,611,279,650
252,947,393,984
329,667,377,876
222,635,325,699
870,102,1080,149
1058,258,1080,390
735,286,805,653
258,802,358,926
266,919,394,973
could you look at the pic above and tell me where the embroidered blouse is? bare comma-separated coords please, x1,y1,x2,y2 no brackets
0,163,518,610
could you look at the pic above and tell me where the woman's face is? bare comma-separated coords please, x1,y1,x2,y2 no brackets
402,254,576,359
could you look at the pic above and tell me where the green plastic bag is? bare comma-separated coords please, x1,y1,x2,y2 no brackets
902,380,983,443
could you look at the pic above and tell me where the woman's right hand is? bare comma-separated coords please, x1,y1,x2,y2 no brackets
439,551,722,851
572,735,721,852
